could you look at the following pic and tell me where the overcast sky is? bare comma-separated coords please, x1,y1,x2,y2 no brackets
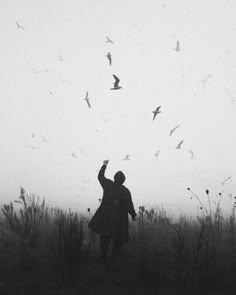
0,0,235,214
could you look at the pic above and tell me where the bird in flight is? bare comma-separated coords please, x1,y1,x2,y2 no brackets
221,176,232,185
174,40,180,52
32,68,54,74
41,136,48,143
111,75,122,90
202,74,212,90
106,36,114,44
84,91,91,108
26,145,40,150
188,150,195,159
106,52,112,66
123,154,130,161
154,151,160,158
169,125,180,136
176,140,183,149
59,54,64,62
72,153,77,158
16,22,24,30
152,106,162,120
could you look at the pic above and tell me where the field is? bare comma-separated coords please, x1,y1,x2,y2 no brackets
0,187,236,295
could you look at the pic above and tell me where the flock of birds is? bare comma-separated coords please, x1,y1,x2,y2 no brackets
15,19,200,162
83,35,195,161
17,21,195,161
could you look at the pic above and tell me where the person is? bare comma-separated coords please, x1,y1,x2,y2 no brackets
88,160,136,261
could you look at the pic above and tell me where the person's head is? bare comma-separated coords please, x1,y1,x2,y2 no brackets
114,171,126,186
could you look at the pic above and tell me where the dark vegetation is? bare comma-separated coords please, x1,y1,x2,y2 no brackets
0,187,236,294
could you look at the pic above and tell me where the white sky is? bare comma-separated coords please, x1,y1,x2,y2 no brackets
0,0,236,214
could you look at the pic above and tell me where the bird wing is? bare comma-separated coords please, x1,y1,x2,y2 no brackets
106,36,113,43
113,75,120,87
85,99,91,108
170,125,180,135
85,91,88,99
156,106,161,112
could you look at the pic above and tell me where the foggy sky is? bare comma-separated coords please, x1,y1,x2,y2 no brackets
0,0,235,214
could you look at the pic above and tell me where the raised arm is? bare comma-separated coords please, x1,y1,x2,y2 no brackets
98,160,109,189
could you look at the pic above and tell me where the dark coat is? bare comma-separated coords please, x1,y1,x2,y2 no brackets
88,165,136,242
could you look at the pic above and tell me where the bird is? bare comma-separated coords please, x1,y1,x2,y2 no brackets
84,91,91,108
72,153,77,158
221,176,232,185
226,90,236,104
32,133,35,138
169,125,180,136
188,150,195,159
174,40,180,52
154,151,160,158
32,68,54,74
176,140,183,149
41,136,48,143
59,54,64,61
202,74,212,90
106,36,114,44
26,145,40,150
111,75,122,90
152,106,162,120
123,154,130,160
87,208,90,213
106,52,112,66
16,22,24,30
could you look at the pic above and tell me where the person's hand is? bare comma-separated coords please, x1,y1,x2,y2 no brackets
103,159,109,166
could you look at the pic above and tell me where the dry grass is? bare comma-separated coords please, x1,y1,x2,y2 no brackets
0,187,236,291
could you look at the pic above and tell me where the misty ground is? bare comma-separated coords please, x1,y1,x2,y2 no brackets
0,251,235,295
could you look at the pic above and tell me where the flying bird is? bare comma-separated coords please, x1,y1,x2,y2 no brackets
41,136,48,143
176,140,183,149
123,154,130,161
26,145,40,150
106,36,114,44
106,52,112,66
202,74,212,90
16,22,24,30
111,74,122,90
188,150,195,159
84,91,91,108
59,54,64,61
154,151,160,158
32,68,54,74
72,153,77,158
32,133,35,138
221,176,232,185
174,40,180,52
169,125,180,136
152,106,162,120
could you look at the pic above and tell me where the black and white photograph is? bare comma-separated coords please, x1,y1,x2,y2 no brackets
0,0,236,294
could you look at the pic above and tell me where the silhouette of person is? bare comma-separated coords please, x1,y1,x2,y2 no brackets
88,160,136,261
